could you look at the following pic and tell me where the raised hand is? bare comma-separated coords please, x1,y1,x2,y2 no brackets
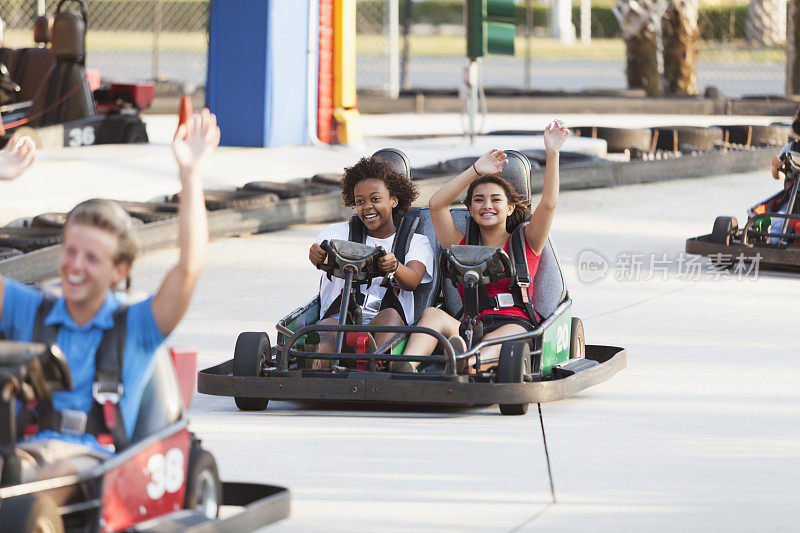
0,134,35,181
544,119,569,154
172,108,220,177
473,149,507,177
309,243,327,267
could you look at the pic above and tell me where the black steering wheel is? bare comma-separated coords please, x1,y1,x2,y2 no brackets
318,239,387,283
0,341,72,401
442,245,515,286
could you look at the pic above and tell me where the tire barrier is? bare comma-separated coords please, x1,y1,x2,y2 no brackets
242,180,337,200
572,126,653,153
169,190,279,211
0,146,777,284
0,226,63,252
717,124,790,147
653,126,724,151
119,201,179,223
0,247,23,261
311,173,344,185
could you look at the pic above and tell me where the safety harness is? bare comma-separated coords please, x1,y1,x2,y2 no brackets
322,208,421,324
20,296,130,451
464,216,538,324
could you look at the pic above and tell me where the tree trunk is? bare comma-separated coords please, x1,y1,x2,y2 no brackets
662,0,699,95
625,31,661,95
788,0,800,94
746,0,787,47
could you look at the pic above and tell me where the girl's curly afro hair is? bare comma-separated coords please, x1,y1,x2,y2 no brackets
340,156,419,215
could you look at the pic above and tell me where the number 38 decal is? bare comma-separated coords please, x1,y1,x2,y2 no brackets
67,126,96,147
145,448,185,499
555,323,570,353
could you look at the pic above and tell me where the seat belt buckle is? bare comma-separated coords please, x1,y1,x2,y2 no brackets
58,409,87,436
495,293,516,308
92,382,123,405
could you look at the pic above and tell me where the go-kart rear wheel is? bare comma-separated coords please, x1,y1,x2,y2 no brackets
569,317,585,359
497,341,530,416
0,493,64,533
711,216,738,245
233,331,269,411
185,447,222,519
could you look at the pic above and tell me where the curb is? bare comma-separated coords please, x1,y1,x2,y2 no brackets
0,147,776,284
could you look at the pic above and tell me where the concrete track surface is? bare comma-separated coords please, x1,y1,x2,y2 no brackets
127,170,800,532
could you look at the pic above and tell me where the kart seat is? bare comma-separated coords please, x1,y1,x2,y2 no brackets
130,347,184,443
15,438,106,483
411,207,441,322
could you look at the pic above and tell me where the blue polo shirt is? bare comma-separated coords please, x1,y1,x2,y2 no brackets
0,278,165,452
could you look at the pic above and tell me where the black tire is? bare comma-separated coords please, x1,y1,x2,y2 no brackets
185,447,222,519
0,227,63,252
31,212,68,228
170,189,278,211
497,341,530,416
569,317,585,359
576,126,652,153
653,126,724,151
0,246,23,260
0,493,64,533
311,172,343,185
711,216,738,245
121,121,149,144
242,180,336,199
717,124,790,147
233,332,270,411
118,201,179,223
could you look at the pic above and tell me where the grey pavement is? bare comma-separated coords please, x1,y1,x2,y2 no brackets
125,169,799,532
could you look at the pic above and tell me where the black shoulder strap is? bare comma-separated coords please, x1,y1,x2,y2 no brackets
391,207,421,265
348,214,366,244
508,221,538,323
85,305,129,451
31,294,59,346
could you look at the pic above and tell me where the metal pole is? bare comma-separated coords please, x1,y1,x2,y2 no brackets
581,0,591,46
387,0,399,99
36,0,45,17
152,0,162,82
525,0,533,90
467,59,478,143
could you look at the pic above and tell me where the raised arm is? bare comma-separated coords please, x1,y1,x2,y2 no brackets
152,109,220,336
525,120,569,255
428,149,507,249
0,134,35,181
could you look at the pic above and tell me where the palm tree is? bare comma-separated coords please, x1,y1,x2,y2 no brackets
662,0,699,95
612,0,670,96
746,0,786,47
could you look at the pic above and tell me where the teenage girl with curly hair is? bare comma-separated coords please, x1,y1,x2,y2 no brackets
308,156,434,366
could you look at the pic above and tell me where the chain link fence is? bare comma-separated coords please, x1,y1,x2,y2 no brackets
356,0,787,98
0,0,208,90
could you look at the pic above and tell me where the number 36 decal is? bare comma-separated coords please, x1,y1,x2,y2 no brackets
555,323,570,353
67,126,96,147
145,448,185,499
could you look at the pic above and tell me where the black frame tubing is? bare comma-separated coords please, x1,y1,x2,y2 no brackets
743,212,800,245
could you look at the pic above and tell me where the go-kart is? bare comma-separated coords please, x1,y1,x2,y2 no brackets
686,145,800,270
0,340,289,532
197,148,626,415
0,0,151,149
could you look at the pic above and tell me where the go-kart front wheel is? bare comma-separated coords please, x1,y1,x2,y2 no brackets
185,447,222,519
0,493,64,533
233,331,270,411
497,341,530,416
711,216,738,245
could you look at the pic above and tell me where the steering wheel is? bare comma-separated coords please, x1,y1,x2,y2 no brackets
318,239,387,283
442,245,515,286
0,62,20,102
0,341,72,401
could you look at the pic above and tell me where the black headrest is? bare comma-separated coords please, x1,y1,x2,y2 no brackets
372,148,411,180
498,149,532,203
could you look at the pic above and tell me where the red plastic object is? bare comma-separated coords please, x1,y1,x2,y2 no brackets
109,83,155,110
86,69,101,91
317,0,335,143
169,347,197,408
178,94,192,130
345,332,371,354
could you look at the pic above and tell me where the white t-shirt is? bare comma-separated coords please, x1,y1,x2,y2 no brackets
315,221,434,325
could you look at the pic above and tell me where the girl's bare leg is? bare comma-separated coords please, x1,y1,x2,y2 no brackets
404,307,461,356
311,316,341,369
474,323,528,370
370,308,404,348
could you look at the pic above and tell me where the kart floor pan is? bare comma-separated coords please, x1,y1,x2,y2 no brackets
197,345,626,406
686,234,800,270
